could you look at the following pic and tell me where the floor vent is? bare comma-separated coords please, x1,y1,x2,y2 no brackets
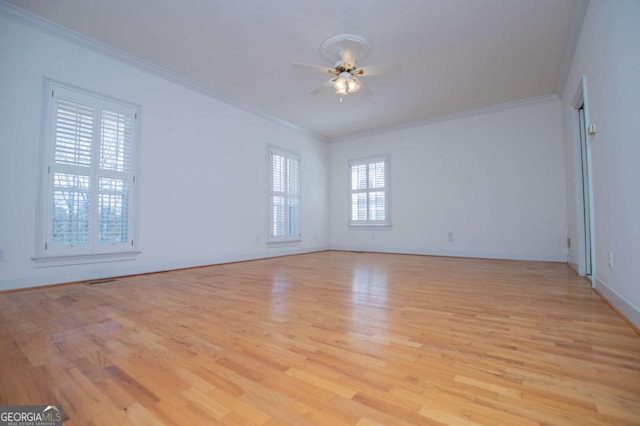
85,279,117,286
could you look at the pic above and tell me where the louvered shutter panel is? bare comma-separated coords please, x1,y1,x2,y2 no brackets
52,173,91,247
50,90,95,251
270,148,301,241
368,161,386,221
54,98,93,167
351,163,367,221
97,103,135,247
349,157,389,225
272,153,286,238
287,158,300,236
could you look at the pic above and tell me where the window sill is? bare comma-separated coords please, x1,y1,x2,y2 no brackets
32,251,141,267
267,239,301,247
348,223,392,230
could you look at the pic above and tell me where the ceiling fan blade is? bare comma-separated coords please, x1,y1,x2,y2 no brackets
341,39,359,66
291,62,335,74
357,63,402,77
358,80,373,96
310,79,334,95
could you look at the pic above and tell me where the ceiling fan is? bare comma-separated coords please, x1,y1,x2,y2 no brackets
292,34,400,99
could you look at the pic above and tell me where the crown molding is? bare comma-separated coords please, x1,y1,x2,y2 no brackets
0,0,329,143
330,93,560,143
1,0,576,146
555,0,590,96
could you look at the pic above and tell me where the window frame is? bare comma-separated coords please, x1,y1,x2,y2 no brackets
34,79,140,265
348,155,391,228
268,145,301,244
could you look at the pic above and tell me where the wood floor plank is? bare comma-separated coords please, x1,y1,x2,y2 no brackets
1,251,639,425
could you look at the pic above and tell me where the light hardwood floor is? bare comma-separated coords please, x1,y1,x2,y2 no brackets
1,251,639,425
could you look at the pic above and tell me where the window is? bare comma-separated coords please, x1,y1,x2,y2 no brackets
349,156,390,226
36,81,138,261
269,147,300,243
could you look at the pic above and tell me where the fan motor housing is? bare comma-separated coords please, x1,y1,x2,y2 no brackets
336,64,357,73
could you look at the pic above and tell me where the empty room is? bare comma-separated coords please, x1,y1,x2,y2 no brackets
1,0,639,424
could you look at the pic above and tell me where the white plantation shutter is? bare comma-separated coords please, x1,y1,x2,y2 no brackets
39,83,138,258
52,173,91,247
270,147,301,242
50,92,95,250
98,104,135,246
349,156,390,226
100,107,134,172
54,97,94,167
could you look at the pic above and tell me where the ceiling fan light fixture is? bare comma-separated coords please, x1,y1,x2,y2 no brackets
333,73,360,95
347,78,361,93
334,78,348,95
336,88,349,96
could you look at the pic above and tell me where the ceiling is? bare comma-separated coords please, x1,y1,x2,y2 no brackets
8,0,585,140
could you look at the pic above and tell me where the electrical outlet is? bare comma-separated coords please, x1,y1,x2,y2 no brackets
567,237,571,249
447,232,454,243
608,250,613,268
471,236,479,243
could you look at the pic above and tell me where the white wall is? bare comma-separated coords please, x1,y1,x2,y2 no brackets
329,98,568,262
562,0,640,325
0,14,329,290
8,3,622,297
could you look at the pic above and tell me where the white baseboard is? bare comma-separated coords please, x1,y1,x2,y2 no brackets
594,276,640,329
566,253,587,277
0,246,572,291
329,245,568,262
567,254,580,274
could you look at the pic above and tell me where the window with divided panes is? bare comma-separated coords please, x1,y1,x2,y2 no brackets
269,147,300,242
349,156,389,226
37,82,138,259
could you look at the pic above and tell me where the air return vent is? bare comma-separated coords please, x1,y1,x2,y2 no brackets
85,279,117,286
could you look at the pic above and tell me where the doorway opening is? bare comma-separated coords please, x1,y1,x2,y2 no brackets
572,76,594,282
